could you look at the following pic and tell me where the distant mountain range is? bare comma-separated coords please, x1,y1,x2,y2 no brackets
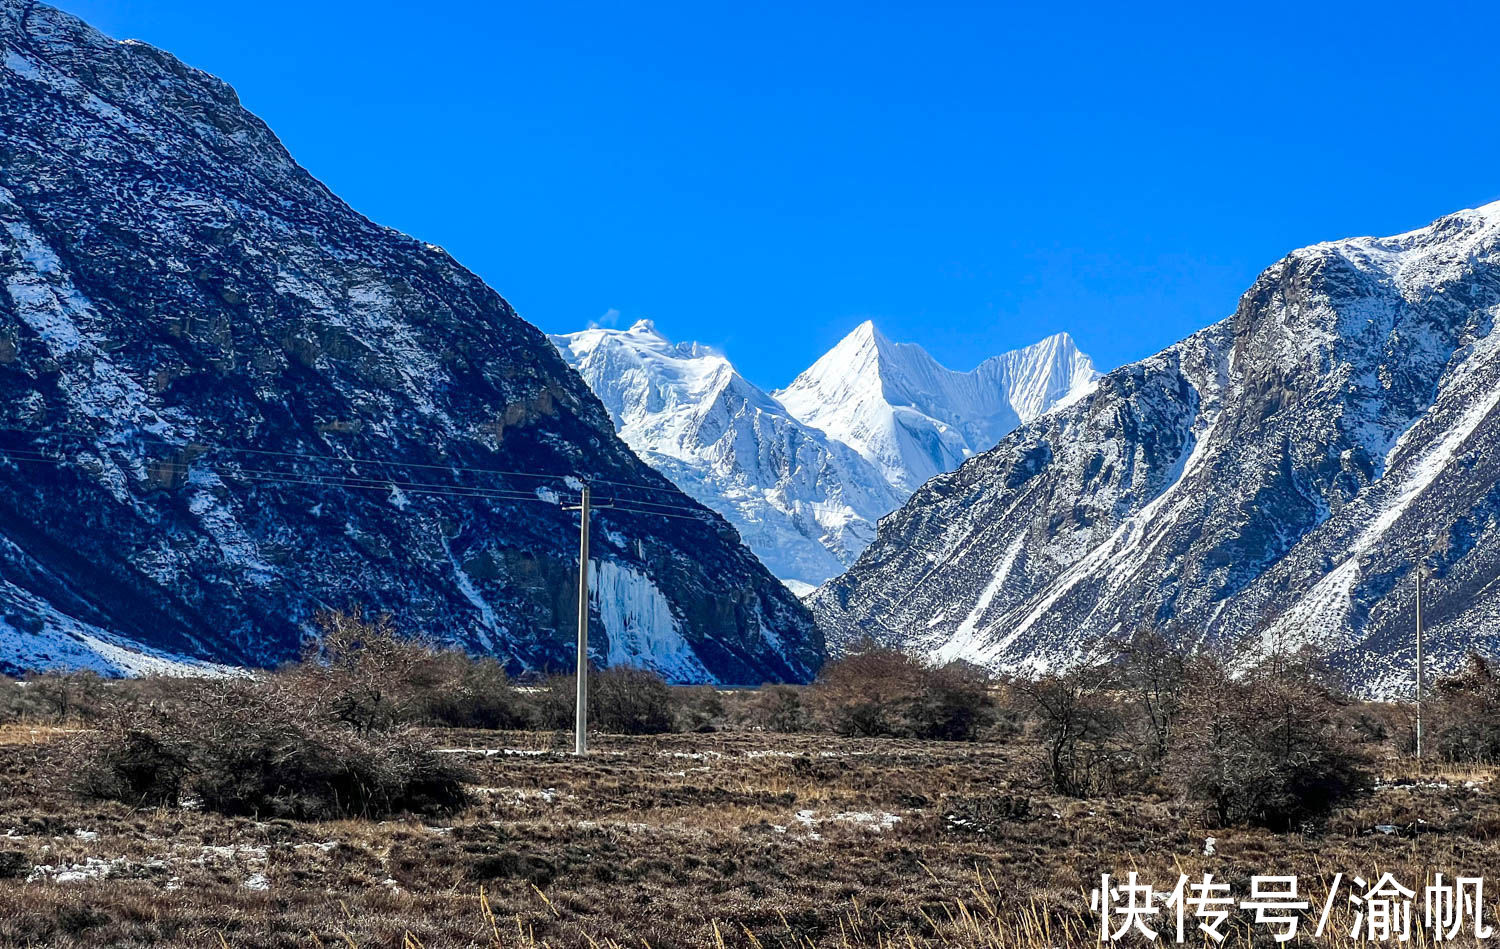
8,2,1495,698
0,0,819,682
554,320,1098,590
811,202,1500,697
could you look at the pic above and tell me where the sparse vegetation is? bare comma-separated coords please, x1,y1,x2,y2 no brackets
72,611,470,821
0,619,1475,946
1428,653,1500,763
1014,658,1127,797
590,665,676,734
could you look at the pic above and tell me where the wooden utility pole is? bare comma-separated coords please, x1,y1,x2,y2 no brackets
574,482,591,755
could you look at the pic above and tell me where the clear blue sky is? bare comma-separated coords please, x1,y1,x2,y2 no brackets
63,0,1500,388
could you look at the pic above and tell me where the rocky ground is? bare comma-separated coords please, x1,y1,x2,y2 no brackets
0,723,1494,947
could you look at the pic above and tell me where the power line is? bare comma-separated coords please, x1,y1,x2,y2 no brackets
0,448,566,507
0,425,691,497
0,442,722,522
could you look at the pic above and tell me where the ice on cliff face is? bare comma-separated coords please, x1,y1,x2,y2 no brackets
0,0,821,684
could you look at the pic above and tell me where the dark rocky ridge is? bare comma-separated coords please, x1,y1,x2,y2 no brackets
0,0,820,681
813,203,1500,696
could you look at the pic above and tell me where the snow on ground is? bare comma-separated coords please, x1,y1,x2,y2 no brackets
789,809,904,840
0,574,240,678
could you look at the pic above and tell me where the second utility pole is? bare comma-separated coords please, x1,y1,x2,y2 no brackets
1415,565,1426,765
574,482,590,755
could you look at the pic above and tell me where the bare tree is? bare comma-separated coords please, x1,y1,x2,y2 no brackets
1015,658,1125,796
1167,647,1367,828
1120,629,1189,762
297,608,437,734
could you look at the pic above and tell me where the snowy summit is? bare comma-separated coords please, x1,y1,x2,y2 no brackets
554,320,1098,590
775,321,1099,493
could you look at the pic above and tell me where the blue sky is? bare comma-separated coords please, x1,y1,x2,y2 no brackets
65,1,1500,388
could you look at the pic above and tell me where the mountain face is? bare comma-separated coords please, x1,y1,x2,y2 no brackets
0,0,821,682
554,321,1097,591
812,203,1500,696
552,321,904,592
775,322,1099,493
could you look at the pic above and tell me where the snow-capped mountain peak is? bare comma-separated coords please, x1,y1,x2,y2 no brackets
555,321,1099,589
775,323,1099,492
552,324,904,591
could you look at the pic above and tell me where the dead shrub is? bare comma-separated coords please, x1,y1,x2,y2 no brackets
813,648,993,740
530,674,581,731
294,608,435,733
410,652,530,730
531,666,678,735
740,685,807,733
1167,650,1368,829
185,680,468,819
592,666,675,734
73,705,191,807
17,669,107,723
1120,629,1189,763
1014,660,1129,796
285,608,530,731
74,610,469,820
1428,654,1500,763
672,685,725,732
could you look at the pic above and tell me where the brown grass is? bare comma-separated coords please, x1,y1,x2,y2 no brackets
0,724,1495,947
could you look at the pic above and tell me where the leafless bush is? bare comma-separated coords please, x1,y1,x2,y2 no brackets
73,703,191,807
530,674,580,731
188,680,467,819
1427,653,1500,763
592,666,675,734
78,679,468,819
1014,660,1128,796
672,685,725,732
281,608,531,731
1166,649,1368,828
738,684,807,733
532,666,677,735
410,652,530,730
293,608,437,733
75,610,470,820
1120,629,1189,762
813,648,993,741
13,669,107,723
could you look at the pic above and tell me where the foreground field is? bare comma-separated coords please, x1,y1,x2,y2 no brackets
0,723,1494,947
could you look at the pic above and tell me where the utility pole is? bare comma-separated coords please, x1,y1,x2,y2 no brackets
561,482,612,756
1415,565,1427,766
573,482,591,755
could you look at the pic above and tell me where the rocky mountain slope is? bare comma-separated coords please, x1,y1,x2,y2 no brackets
554,320,1097,591
812,202,1500,696
776,322,1098,493
0,0,820,682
